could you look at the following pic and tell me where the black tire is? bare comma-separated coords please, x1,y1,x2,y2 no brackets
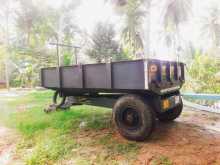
113,94,155,141
157,98,183,122
53,90,66,108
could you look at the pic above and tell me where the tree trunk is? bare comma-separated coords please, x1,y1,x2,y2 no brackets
5,2,10,90
142,0,151,59
4,60,9,90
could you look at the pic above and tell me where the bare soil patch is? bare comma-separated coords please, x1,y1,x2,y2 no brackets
134,108,220,165
0,127,22,165
63,107,220,165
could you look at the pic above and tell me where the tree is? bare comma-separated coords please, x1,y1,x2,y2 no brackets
0,0,15,90
111,0,154,59
161,0,192,59
121,0,145,57
201,6,220,49
158,27,175,56
186,53,220,93
87,23,121,63
60,1,80,65
11,0,80,86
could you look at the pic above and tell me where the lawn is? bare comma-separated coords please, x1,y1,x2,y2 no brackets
0,91,140,165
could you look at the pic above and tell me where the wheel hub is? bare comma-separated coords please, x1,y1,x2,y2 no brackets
122,108,140,128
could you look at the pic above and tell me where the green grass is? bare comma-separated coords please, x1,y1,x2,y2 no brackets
1,90,139,165
98,133,140,160
152,156,173,165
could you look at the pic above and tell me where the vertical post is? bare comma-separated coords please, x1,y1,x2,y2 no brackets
74,47,78,65
106,62,112,89
55,37,61,91
4,60,9,90
56,38,60,67
59,67,62,89
40,69,44,87
79,64,84,88
49,43,80,66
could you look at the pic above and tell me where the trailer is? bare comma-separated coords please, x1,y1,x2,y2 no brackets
41,59,185,141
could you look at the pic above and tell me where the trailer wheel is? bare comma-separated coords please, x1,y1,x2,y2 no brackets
113,95,155,141
53,90,66,108
157,98,183,122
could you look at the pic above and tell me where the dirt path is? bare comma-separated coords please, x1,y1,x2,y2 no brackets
134,108,220,165
0,127,20,165
0,91,24,165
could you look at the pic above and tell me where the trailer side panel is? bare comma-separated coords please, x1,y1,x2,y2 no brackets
112,60,145,89
42,68,59,88
84,64,109,89
62,66,83,88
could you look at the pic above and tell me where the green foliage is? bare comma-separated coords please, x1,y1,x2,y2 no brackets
184,53,220,93
87,22,122,63
63,52,72,66
0,0,79,87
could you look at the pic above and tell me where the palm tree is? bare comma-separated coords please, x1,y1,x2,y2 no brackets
161,0,192,59
111,0,152,58
121,0,145,57
158,26,175,57
201,6,220,49
0,0,12,90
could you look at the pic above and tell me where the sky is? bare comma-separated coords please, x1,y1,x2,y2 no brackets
75,0,119,32
46,0,120,32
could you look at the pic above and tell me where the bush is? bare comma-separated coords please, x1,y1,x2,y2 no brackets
183,53,220,93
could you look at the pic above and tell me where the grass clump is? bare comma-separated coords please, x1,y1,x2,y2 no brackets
26,134,77,165
152,156,173,165
99,133,140,158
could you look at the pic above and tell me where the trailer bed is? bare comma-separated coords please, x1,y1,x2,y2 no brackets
41,59,184,95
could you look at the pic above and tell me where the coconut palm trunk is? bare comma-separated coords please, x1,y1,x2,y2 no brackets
5,3,10,90
142,0,152,59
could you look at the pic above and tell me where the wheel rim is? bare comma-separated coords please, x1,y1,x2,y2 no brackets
120,108,141,130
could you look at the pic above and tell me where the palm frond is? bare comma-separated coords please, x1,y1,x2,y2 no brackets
162,0,192,28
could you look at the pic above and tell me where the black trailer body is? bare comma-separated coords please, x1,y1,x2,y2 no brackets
41,59,184,95
41,59,185,141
